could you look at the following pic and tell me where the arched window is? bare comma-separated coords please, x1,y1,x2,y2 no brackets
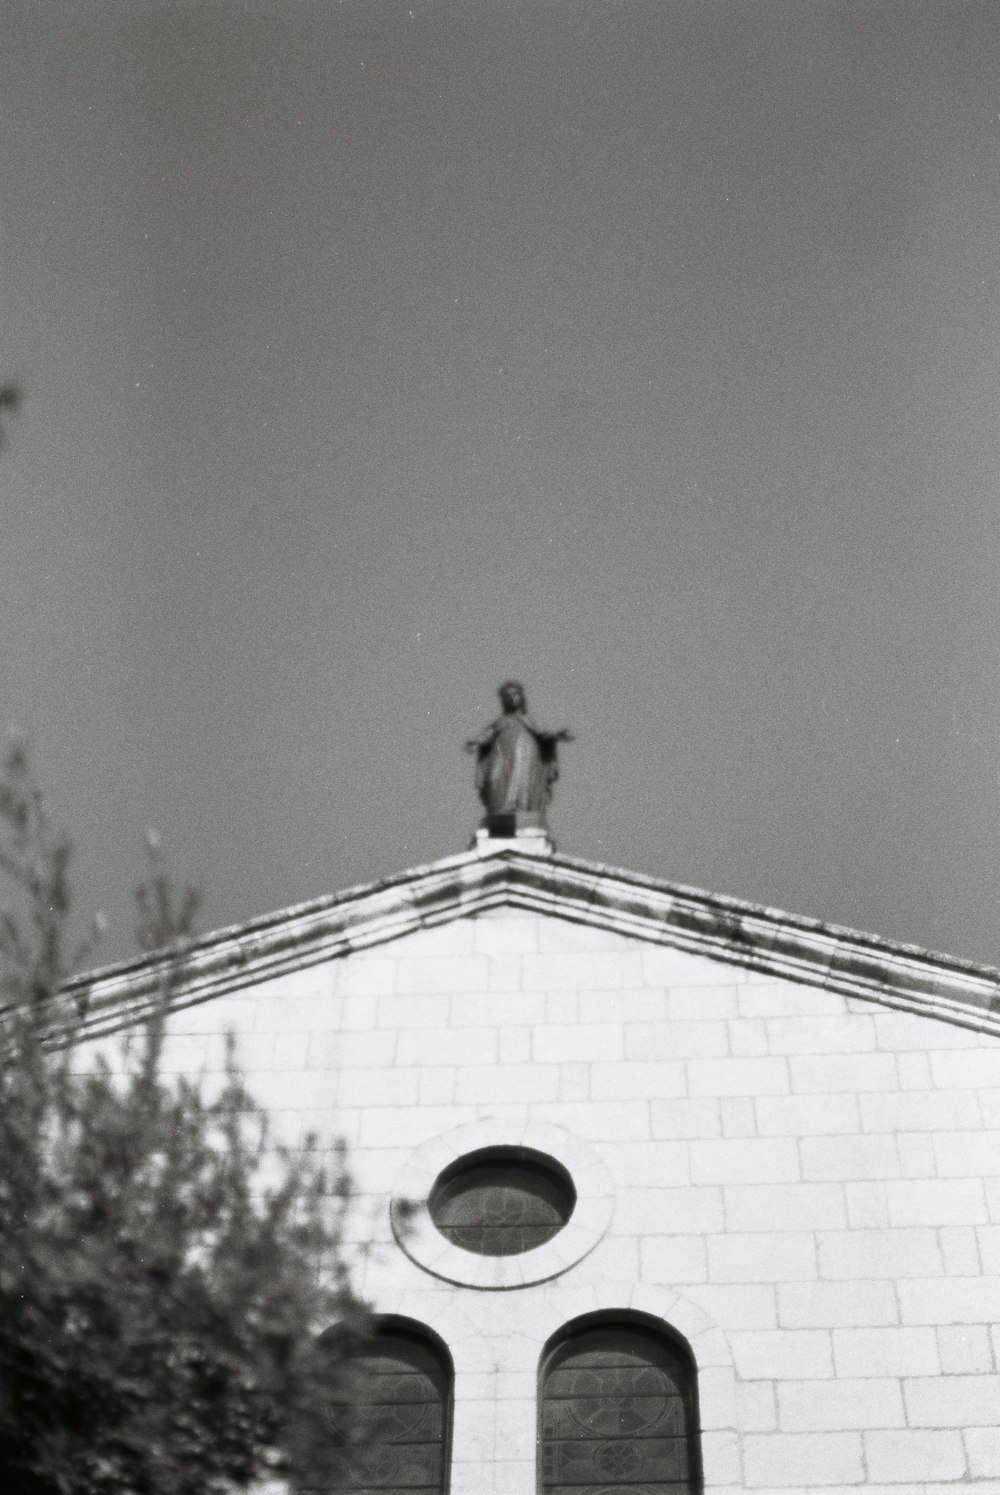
309,1321,451,1494
539,1317,701,1494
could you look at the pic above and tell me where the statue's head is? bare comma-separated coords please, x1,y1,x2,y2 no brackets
499,680,526,713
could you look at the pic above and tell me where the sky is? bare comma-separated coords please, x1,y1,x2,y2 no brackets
2,0,1000,969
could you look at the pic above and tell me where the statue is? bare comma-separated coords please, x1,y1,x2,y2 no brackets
465,682,573,822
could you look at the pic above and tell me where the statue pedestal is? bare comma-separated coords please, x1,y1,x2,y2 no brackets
471,812,554,856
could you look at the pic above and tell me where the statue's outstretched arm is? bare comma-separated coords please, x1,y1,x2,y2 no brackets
464,721,499,754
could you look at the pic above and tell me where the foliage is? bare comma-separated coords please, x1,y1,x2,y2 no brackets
0,741,369,1494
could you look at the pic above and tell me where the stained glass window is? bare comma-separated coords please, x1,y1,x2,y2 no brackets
428,1147,576,1257
319,1326,450,1495
539,1321,701,1495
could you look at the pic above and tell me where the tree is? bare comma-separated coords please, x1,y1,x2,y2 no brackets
0,740,370,1494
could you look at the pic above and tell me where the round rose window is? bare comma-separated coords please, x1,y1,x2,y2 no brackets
427,1147,576,1257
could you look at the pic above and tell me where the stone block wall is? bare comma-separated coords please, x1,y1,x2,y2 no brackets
143,906,1000,1492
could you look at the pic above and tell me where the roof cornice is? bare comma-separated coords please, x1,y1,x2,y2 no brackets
64,846,1000,1040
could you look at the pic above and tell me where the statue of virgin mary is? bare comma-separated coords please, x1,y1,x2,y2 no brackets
465,682,573,817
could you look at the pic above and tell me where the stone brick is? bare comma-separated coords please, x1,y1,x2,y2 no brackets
486,952,524,993
687,1283,778,1329
688,1056,790,1096
864,1429,966,1483
966,1427,1000,1478
624,1019,729,1060
743,1431,863,1487
932,1130,999,1178
778,1280,897,1328
666,984,739,1020
833,1327,940,1377
725,1183,845,1232
720,1097,756,1137
800,1135,901,1181
699,1428,741,1485
859,1089,981,1133
756,1094,860,1136
338,1066,421,1108
354,1147,410,1192
778,1377,904,1430
418,1066,456,1104
594,1234,639,1278
896,1132,936,1178
470,910,539,954
738,983,847,1018
988,1177,1000,1223
813,1219,938,1279
358,1104,476,1148
336,993,380,1030
789,1052,898,1093
543,993,579,1023
245,1070,336,1112
376,993,450,1028
728,1019,768,1056
977,1224,1000,1273
885,1178,988,1227
332,957,397,997
729,1329,834,1380
844,1181,890,1228
896,1051,933,1088
529,1016,624,1064
397,1026,497,1066
577,988,665,1023
454,1062,558,1105
904,1374,1000,1427
634,1185,724,1233
557,1062,589,1100
521,951,644,990
532,1099,651,1140
691,1137,800,1184
641,946,731,985
650,1097,722,1139
591,1059,685,1100
979,1089,1000,1128
937,1325,994,1374
449,991,541,1027
737,1380,777,1431
305,1028,396,1069
395,955,492,994
536,916,630,953
939,1225,980,1276
600,1139,690,1186
708,1232,817,1283
640,1234,708,1283
930,1050,1000,1089
498,1025,531,1062
898,1275,1000,1325
874,1011,988,1049
765,1015,876,1054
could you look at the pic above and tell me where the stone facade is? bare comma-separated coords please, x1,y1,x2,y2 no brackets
71,844,1000,1493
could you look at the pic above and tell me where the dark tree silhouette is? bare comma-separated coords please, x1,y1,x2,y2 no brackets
0,742,370,1494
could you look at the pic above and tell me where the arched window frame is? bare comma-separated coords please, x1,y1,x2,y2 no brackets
537,1310,704,1495
311,1315,453,1495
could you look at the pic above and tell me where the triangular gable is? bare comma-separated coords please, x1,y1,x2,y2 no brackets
65,844,1000,1040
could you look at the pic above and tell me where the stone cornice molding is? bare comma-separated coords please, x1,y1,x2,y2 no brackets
63,846,1000,1039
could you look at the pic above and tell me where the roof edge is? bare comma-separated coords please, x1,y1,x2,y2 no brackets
63,846,1000,1040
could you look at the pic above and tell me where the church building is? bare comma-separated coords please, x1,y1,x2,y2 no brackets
69,693,1000,1494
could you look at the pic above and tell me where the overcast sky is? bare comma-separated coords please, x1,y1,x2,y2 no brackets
3,0,1000,968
